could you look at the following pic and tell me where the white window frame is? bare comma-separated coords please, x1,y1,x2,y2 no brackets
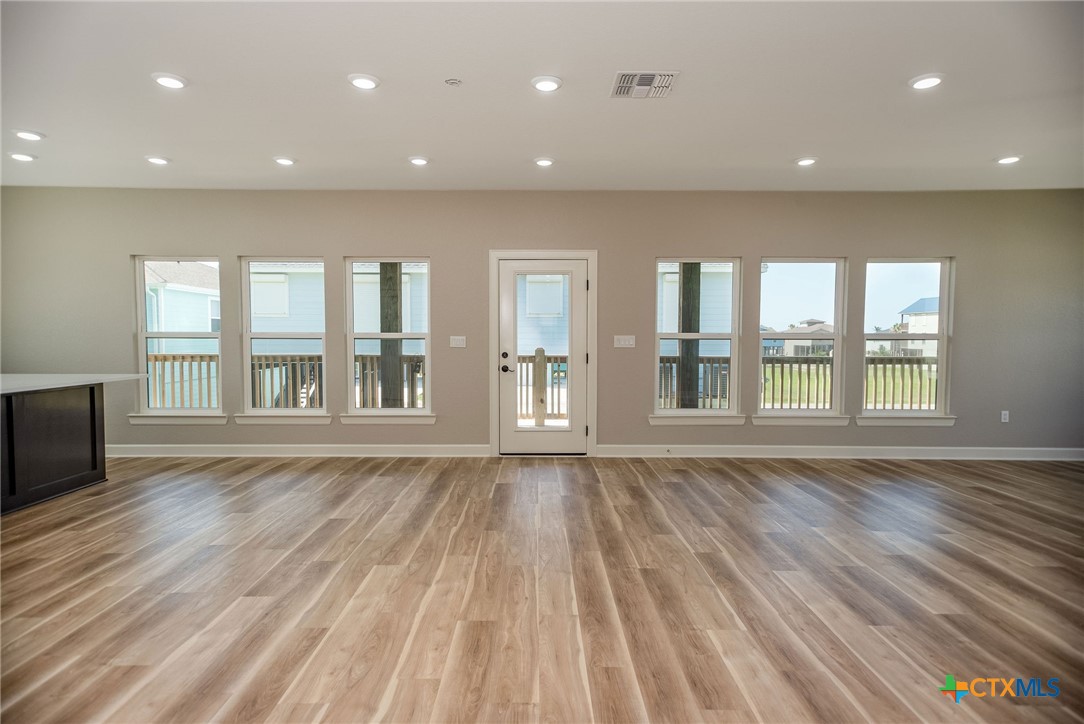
756,258,846,419
651,258,743,424
343,257,432,418
860,258,953,421
133,256,222,415
241,257,327,416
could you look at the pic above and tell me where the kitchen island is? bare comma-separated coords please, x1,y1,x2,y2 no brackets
1,373,143,514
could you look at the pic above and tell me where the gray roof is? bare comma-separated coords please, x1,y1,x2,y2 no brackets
144,261,219,291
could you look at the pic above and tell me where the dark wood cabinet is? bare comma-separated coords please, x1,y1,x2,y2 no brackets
1,383,106,514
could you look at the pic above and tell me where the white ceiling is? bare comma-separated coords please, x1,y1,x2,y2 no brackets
2,1,1082,191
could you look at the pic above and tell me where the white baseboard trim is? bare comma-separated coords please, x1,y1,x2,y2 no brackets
106,443,1084,461
596,445,1084,460
107,444,491,457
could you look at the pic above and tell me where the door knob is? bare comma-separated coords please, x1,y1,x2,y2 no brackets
501,352,509,358
501,365,511,373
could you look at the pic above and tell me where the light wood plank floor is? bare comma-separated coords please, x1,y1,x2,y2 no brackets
1,456,1081,723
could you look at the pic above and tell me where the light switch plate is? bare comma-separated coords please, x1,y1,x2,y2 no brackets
614,335,636,348
450,336,467,348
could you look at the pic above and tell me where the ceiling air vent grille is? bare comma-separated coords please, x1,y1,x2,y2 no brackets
611,72,678,98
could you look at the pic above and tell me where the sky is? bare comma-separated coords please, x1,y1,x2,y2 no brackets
759,261,940,332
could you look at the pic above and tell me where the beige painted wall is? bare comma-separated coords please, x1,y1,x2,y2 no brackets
2,187,1082,449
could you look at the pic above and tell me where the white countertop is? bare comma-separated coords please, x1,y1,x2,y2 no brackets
0,373,145,395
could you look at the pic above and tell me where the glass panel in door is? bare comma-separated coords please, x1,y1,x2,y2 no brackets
515,273,571,428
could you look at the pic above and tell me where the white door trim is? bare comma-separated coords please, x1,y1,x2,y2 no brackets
489,250,597,456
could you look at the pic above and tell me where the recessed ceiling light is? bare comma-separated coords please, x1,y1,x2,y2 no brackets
532,76,562,92
348,74,380,90
273,157,296,166
444,78,462,86
909,73,943,90
145,156,170,165
152,73,187,90
534,157,554,167
795,157,818,167
409,156,429,166
14,130,45,141
997,156,1021,165
9,152,36,162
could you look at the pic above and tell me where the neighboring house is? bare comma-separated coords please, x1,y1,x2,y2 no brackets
515,274,571,357
144,261,219,354
760,326,785,357
781,319,835,356
896,296,940,356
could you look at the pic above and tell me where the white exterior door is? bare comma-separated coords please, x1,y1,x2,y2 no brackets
498,259,589,454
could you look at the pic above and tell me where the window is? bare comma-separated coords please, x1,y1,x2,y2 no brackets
347,260,430,412
136,258,221,411
759,260,843,413
864,260,950,413
243,260,325,411
526,276,564,316
250,273,288,316
655,260,739,413
208,298,221,332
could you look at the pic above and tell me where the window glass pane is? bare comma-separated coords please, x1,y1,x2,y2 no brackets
250,261,324,333
517,273,570,427
760,339,834,410
145,337,219,409
865,262,941,334
353,338,427,409
865,340,939,410
352,261,429,334
699,262,734,333
759,262,836,332
143,260,220,333
249,339,324,408
656,262,733,333
657,338,731,410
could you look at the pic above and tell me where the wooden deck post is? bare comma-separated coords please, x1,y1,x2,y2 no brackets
379,262,404,408
533,347,547,427
678,262,701,408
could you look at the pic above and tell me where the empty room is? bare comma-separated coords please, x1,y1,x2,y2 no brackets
1,1,1082,722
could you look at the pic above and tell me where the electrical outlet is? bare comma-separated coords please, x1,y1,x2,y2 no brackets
1001,410,1010,423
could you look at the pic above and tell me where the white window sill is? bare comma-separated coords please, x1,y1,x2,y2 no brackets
752,415,851,427
233,413,332,425
856,415,956,427
649,414,746,426
128,413,228,426
340,414,436,425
